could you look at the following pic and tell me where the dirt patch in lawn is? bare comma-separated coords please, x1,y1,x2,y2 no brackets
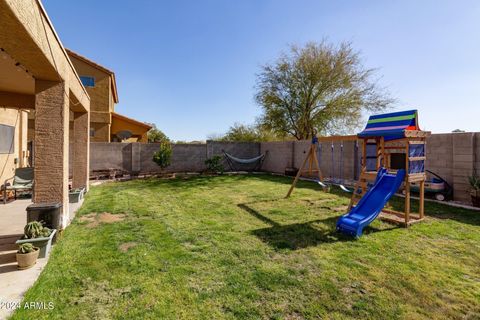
79,212,126,228
75,278,131,319
118,242,138,253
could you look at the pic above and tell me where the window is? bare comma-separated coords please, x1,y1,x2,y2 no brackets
80,76,95,87
390,153,406,170
90,128,95,137
0,124,15,154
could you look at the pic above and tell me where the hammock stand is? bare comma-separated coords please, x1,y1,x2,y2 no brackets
222,150,267,172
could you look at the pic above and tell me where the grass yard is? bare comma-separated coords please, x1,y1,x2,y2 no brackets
12,175,480,319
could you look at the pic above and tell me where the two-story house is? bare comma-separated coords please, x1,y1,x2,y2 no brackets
27,50,151,143
66,49,152,142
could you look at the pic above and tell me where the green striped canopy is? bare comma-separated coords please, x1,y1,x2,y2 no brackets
358,110,419,140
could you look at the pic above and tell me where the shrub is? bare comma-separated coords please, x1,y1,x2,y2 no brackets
153,142,172,170
205,156,224,174
18,243,38,254
468,174,480,191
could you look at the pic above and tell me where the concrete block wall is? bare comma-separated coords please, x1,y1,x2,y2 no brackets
260,133,479,203
260,141,294,174
451,133,478,202
86,132,479,204
89,141,261,174
90,142,133,172
425,133,454,193
261,139,357,181
207,141,261,170
140,143,207,173
425,133,478,202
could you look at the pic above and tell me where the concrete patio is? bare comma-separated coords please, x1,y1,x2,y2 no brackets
0,198,83,319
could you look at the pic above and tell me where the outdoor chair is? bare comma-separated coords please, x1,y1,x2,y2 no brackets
2,167,34,204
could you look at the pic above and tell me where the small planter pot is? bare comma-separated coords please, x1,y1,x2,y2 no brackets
16,229,57,259
69,187,86,203
16,248,39,270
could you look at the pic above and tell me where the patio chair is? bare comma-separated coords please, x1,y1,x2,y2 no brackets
2,167,34,204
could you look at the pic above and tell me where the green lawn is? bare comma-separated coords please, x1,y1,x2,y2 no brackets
11,175,480,319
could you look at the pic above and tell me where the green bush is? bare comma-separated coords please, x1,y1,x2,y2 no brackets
468,174,480,190
204,156,224,174
153,142,172,170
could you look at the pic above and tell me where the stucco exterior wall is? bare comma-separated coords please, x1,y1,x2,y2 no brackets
0,107,28,184
90,122,110,142
1,0,89,109
66,54,112,142
111,116,150,143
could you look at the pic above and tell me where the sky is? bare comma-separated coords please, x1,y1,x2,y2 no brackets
43,0,480,141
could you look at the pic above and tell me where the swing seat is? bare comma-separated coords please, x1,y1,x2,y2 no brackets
338,184,352,193
317,181,328,188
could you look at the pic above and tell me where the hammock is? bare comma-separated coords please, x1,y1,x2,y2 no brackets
223,151,267,171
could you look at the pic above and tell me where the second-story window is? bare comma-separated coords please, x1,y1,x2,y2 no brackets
80,76,95,87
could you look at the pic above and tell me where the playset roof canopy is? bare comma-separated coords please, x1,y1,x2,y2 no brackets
357,109,423,140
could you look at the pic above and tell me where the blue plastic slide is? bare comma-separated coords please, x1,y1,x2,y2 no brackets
336,168,406,237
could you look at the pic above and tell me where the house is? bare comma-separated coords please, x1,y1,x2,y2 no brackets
27,50,151,143
65,49,151,142
0,0,91,222
111,112,152,142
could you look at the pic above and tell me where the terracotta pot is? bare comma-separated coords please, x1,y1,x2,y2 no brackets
16,248,39,270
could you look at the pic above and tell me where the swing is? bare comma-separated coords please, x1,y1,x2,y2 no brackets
316,143,328,188
286,131,327,198
328,141,352,193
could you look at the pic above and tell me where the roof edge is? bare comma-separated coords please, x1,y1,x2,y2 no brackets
66,48,119,103
112,112,152,129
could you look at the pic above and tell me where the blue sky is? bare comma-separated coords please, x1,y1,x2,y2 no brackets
44,0,480,141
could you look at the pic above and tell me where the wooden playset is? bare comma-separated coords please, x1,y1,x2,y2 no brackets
349,110,431,226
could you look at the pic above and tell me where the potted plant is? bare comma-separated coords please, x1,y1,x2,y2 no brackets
16,221,57,258
69,186,86,203
16,243,39,270
468,174,480,207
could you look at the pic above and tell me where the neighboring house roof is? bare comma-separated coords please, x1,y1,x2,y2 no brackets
358,110,421,141
112,112,152,130
65,48,119,103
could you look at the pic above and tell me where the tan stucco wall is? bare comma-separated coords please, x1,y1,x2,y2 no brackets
1,0,91,221
90,122,111,142
1,0,90,111
0,107,29,184
111,116,150,143
68,55,112,142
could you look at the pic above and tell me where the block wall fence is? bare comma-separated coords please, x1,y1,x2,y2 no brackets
260,133,480,203
84,132,479,204
87,141,260,175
